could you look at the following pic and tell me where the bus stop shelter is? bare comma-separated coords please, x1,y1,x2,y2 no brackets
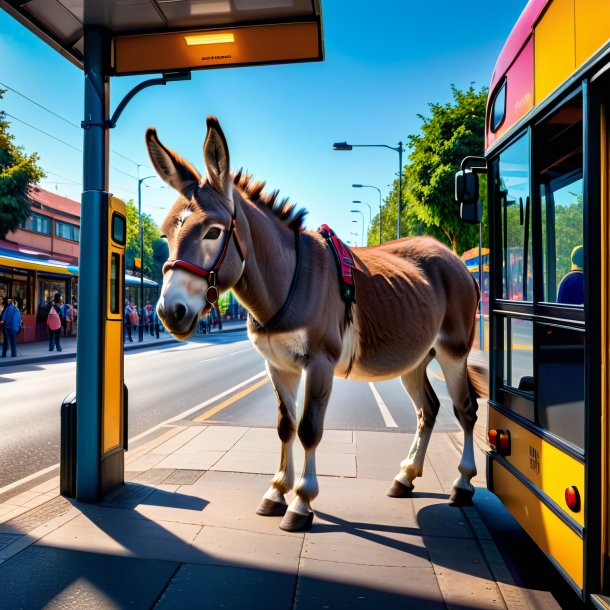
0,0,324,503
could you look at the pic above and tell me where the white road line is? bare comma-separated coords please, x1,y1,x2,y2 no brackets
230,348,251,355
368,382,399,428
0,370,267,497
199,357,218,363
128,370,267,442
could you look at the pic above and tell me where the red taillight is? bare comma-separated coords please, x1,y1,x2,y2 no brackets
488,429,511,456
565,486,581,512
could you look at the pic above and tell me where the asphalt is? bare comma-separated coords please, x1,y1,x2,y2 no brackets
0,326,564,609
0,319,247,367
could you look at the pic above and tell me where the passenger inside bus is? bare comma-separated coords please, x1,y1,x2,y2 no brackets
557,245,584,305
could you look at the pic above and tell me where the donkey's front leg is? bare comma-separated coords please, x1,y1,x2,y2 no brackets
280,356,334,532
256,363,301,517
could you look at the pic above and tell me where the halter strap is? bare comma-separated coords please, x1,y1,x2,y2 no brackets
162,211,246,306
250,229,302,331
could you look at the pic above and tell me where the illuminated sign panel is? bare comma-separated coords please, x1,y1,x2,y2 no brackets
113,22,321,75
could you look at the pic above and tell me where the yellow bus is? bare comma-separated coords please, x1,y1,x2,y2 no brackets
455,0,610,604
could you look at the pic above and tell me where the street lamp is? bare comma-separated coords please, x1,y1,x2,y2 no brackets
353,184,383,244
333,141,404,240
351,210,365,246
137,169,156,342
352,200,371,241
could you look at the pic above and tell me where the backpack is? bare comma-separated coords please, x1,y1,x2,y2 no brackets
129,307,139,326
47,305,61,331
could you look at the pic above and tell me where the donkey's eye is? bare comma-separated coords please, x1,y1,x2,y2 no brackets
204,228,222,240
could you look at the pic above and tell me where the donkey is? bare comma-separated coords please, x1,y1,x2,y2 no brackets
147,116,480,532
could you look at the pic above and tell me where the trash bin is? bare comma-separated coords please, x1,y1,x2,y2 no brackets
60,391,77,498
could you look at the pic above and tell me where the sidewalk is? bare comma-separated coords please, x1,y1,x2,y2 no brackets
0,319,247,367
0,407,557,609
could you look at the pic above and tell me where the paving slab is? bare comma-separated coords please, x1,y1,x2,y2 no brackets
424,535,507,609
296,559,446,610
155,449,225,470
191,525,304,572
156,564,296,610
0,546,177,610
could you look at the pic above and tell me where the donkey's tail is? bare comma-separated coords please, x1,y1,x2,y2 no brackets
467,351,489,399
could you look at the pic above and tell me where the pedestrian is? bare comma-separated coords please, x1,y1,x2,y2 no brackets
153,307,161,339
146,303,154,336
47,293,64,352
124,299,133,343
62,300,74,336
0,296,5,351
1,297,21,358
129,302,139,334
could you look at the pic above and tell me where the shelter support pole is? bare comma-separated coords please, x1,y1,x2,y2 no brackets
76,26,111,502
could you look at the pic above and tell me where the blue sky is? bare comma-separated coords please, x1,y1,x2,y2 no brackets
0,1,526,244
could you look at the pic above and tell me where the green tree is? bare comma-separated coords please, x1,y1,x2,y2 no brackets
124,199,161,281
392,84,488,253
0,89,45,238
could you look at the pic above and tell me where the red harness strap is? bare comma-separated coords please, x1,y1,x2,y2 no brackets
318,224,358,305
163,216,245,306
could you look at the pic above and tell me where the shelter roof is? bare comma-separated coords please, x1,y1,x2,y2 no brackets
0,0,323,73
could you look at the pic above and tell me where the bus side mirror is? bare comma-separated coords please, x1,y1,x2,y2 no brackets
460,200,482,224
455,169,479,204
455,169,481,224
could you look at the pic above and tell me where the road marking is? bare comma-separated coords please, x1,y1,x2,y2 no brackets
199,357,218,363
193,377,270,422
122,371,268,442
230,348,251,355
368,382,398,428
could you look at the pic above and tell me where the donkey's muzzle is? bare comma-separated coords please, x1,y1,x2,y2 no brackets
157,298,197,339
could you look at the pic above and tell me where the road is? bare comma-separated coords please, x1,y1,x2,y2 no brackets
0,328,460,490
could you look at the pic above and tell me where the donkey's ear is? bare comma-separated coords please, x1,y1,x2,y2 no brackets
203,116,232,198
145,128,200,195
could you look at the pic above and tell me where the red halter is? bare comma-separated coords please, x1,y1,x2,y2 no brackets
162,214,246,306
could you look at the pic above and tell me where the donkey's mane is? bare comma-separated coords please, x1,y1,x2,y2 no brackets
233,169,307,232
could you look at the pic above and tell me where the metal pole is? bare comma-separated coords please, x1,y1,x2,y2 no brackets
397,142,403,240
479,220,484,350
377,190,382,244
138,171,144,342
76,26,110,502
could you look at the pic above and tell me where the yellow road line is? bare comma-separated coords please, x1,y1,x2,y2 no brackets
193,377,270,422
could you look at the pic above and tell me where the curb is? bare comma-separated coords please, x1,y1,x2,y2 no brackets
0,324,247,368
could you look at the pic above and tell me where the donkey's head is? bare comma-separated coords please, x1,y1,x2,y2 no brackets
146,117,245,339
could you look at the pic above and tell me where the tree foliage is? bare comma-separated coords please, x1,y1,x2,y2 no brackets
375,84,488,253
0,89,45,239
124,199,162,281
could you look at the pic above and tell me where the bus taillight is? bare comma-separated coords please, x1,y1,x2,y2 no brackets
488,429,511,456
565,486,581,512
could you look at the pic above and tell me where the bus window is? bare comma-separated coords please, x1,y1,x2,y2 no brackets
536,95,583,305
536,323,585,449
494,134,533,302
503,317,534,393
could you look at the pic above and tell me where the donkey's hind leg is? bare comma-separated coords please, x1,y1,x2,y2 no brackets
436,350,479,506
388,351,439,497
256,364,301,517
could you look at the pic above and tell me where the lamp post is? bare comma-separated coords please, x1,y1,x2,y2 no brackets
353,184,382,243
351,210,365,246
333,141,404,240
137,169,156,342
352,200,371,242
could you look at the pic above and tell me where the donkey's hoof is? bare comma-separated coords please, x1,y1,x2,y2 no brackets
387,479,414,498
279,510,314,532
449,487,474,506
256,498,288,517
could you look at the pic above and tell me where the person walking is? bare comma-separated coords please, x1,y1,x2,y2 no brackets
1,297,21,358
123,299,133,343
47,293,64,352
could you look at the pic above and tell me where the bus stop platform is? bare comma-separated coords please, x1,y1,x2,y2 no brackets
0,418,564,609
